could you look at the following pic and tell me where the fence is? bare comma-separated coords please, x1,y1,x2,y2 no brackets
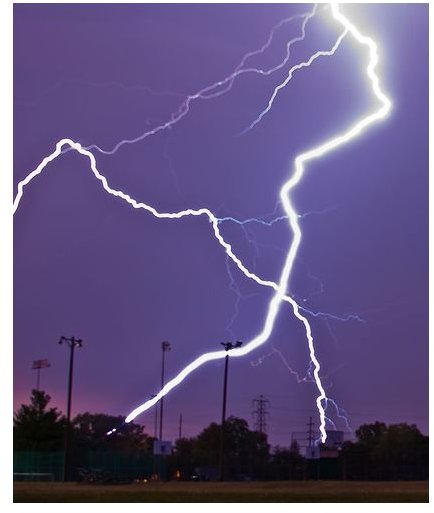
14,449,154,482
14,451,63,481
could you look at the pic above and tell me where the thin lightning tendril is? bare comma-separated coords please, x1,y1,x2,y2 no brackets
250,345,310,384
241,27,348,134
13,4,391,442
218,204,366,325
218,214,289,228
84,5,317,155
325,397,353,433
250,347,352,433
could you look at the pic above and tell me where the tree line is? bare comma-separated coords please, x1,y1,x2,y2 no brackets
14,390,428,481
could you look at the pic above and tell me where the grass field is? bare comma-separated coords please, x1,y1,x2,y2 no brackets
14,480,428,503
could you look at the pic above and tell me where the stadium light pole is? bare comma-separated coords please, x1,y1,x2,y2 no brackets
31,359,51,391
59,336,83,482
218,340,242,481
159,341,171,441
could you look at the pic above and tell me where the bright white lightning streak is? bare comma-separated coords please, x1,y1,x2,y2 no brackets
13,4,391,442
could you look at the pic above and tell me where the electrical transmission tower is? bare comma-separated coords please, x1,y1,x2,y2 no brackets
252,395,270,433
307,415,315,458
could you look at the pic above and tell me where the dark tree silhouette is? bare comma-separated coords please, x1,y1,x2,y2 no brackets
72,412,153,451
14,389,65,450
13,395,428,482
174,437,196,477
173,416,269,479
268,442,304,480
340,422,428,480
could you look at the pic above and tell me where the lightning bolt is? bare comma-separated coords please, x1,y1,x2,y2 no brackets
218,205,366,328
250,346,353,433
83,4,318,156
250,345,311,384
14,4,391,443
325,397,353,433
218,210,366,324
217,213,288,228
241,27,348,134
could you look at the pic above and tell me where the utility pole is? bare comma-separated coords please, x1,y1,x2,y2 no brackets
252,395,270,434
218,340,242,482
178,413,183,440
159,341,171,441
59,336,83,482
31,359,51,391
151,394,158,439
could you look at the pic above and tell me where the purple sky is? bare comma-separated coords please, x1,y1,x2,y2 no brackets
14,3,428,447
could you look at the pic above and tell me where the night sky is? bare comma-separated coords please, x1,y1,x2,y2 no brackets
14,3,428,447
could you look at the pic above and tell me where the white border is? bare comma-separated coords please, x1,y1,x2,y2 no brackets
2,1,431,511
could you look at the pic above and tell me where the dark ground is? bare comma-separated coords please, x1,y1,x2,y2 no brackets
14,480,429,502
